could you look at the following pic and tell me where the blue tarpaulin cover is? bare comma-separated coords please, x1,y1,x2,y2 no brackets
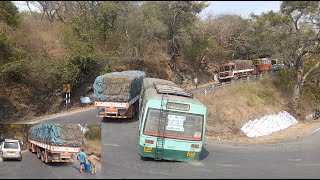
93,70,146,102
29,124,83,146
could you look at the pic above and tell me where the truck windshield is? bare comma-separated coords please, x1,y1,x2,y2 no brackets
220,66,230,72
143,108,203,141
4,142,19,149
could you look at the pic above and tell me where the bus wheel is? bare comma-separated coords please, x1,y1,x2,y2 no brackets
37,148,41,159
140,156,149,161
41,151,45,163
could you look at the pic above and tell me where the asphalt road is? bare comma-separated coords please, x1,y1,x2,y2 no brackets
102,117,320,179
18,90,320,178
22,108,101,124
0,151,102,179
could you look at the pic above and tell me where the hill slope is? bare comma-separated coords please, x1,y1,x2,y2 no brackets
195,78,320,144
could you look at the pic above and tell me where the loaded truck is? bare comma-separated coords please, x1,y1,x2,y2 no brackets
28,124,83,164
218,60,255,81
252,58,272,73
93,70,146,119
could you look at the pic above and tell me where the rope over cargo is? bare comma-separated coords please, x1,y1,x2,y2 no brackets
29,124,83,146
93,70,146,102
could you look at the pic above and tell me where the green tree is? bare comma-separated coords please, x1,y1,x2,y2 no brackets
249,1,320,111
0,1,20,27
153,1,209,69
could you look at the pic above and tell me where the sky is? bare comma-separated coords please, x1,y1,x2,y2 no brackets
13,1,281,19
199,1,281,19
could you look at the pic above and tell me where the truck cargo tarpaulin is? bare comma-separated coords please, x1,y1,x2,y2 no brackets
93,70,146,102
29,124,83,146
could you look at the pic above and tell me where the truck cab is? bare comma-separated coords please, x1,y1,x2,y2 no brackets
219,62,236,81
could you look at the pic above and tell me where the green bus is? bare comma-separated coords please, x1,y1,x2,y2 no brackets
138,78,207,162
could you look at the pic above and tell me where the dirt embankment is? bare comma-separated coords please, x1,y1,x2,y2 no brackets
195,78,320,144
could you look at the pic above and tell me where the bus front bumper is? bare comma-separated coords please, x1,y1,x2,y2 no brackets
138,145,201,162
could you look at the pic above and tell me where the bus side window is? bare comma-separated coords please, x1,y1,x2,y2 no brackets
139,88,146,132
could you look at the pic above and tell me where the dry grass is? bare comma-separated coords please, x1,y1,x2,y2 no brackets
206,120,320,145
195,78,294,143
196,78,320,144
83,140,102,158
8,14,65,60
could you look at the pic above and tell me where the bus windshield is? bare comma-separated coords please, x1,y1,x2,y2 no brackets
143,108,204,141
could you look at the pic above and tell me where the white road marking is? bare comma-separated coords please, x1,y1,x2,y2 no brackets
21,107,96,124
303,127,320,137
288,159,302,161
295,163,320,167
188,162,204,167
104,143,120,147
216,164,240,167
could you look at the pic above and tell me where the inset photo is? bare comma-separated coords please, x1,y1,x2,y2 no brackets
0,124,102,179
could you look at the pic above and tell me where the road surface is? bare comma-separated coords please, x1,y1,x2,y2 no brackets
17,89,320,178
0,151,102,179
21,108,101,124
102,117,320,179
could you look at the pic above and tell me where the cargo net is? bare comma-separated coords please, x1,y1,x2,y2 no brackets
29,124,83,146
93,70,146,102
233,60,254,69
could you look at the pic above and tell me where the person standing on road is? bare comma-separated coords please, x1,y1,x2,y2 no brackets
77,149,87,173
88,152,100,175
194,77,198,89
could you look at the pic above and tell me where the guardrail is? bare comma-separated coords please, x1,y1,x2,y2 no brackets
203,71,277,95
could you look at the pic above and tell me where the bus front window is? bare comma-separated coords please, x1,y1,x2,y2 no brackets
143,109,204,141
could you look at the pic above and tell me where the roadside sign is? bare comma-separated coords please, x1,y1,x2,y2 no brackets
63,84,71,93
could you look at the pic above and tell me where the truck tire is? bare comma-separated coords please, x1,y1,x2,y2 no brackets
18,156,22,161
37,148,41,159
41,151,45,163
44,151,50,164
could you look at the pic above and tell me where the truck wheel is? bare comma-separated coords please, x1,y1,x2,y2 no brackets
37,148,41,159
44,151,50,164
41,151,45,163
18,156,22,161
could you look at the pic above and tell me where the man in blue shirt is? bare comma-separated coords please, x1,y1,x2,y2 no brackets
77,149,87,173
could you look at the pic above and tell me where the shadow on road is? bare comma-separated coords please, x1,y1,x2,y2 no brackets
140,156,183,163
1,159,21,162
200,147,209,161
101,116,139,124
139,147,209,162
46,162,74,167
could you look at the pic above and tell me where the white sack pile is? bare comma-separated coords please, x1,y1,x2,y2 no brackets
241,111,298,138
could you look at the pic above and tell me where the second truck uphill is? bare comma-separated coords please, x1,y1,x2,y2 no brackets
28,124,83,163
93,70,146,119
218,60,255,82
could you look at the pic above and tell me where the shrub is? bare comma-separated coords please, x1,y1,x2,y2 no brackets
100,65,110,75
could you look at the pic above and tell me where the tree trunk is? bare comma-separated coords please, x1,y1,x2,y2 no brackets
292,60,304,111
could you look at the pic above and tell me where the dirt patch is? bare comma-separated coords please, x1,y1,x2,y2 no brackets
84,140,101,159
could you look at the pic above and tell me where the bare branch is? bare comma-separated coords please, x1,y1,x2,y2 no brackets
302,61,320,85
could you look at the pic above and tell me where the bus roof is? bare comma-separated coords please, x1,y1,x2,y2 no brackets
142,78,205,106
